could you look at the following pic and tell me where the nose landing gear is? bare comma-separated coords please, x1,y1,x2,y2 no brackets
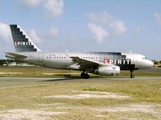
130,70,135,78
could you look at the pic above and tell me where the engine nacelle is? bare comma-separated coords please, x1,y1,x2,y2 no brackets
94,65,120,76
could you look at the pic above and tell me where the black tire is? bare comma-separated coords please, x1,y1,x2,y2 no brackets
130,75,135,78
85,73,89,79
81,73,84,78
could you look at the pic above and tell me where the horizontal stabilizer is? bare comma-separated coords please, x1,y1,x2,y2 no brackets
5,52,28,59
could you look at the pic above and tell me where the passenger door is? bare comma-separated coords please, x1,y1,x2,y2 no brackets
38,53,43,63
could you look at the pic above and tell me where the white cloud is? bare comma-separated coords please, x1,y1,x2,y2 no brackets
25,29,42,44
49,27,59,36
136,25,145,32
109,20,127,37
19,0,41,7
42,0,64,20
0,23,12,44
87,11,127,42
136,27,141,32
154,13,161,25
19,0,64,20
88,11,113,24
133,25,145,38
88,22,108,43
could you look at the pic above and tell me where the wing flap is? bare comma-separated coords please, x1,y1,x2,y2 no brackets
65,53,115,70
70,56,102,66
69,56,111,70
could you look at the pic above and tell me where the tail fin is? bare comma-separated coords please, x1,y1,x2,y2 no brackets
10,24,41,52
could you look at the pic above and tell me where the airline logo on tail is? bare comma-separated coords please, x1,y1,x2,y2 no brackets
10,24,41,52
14,41,32,46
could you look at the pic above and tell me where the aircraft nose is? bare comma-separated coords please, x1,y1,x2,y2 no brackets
148,60,154,67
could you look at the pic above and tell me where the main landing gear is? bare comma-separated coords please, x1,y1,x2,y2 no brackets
81,71,89,79
130,70,135,78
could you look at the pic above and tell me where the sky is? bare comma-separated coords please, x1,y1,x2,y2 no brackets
0,0,161,60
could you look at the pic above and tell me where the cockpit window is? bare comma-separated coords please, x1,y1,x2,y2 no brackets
142,57,148,60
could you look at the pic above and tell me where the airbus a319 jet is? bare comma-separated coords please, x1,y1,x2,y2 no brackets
5,25,154,79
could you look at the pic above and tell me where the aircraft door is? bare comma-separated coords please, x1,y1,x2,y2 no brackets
38,53,44,63
132,54,138,64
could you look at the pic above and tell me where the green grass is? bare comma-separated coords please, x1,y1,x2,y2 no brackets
83,80,161,103
0,80,161,108
0,80,161,120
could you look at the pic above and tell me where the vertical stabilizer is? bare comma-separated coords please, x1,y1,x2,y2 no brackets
10,24,41,52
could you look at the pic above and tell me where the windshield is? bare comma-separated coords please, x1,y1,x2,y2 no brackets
142,57,149,60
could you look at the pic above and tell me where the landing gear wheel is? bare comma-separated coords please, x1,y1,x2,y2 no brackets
81,72,89,79
81,72,84,78
130,75,135,78
84,73,89,79
130,70,135,78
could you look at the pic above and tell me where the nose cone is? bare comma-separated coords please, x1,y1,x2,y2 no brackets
148,60,154,68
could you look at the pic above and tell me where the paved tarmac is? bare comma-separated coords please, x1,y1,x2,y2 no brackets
0,76,161,89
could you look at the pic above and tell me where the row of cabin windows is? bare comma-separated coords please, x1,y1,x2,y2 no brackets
80,57,126,59
47,56,66,59
46,56,99,59
46,56,126,60
81,57,98,59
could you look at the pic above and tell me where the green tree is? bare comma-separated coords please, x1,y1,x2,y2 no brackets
0,60,6,65
154,60,159,65
159,61,161,64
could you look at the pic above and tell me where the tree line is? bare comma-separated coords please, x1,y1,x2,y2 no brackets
153,60,161,65
0,59,20,66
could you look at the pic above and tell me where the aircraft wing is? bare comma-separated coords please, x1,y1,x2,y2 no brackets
70,56,102,65
69,56,107,70
6,52,28,59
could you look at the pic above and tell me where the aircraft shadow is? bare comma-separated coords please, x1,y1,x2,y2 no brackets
38,76,130,82
39,76,104,82
39,76,82,82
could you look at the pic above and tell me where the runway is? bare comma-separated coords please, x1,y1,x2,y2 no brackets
0,76,161,88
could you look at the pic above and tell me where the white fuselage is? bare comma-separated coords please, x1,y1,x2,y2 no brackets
6,52,154,71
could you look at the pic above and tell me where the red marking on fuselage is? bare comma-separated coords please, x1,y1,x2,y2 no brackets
104,58,109,64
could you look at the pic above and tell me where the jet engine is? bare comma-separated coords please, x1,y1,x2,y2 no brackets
94,65,120,76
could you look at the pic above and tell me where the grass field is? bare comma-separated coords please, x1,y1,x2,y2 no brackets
0,66,161,119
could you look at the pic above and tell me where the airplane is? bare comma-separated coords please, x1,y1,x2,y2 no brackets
5,24,154,79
